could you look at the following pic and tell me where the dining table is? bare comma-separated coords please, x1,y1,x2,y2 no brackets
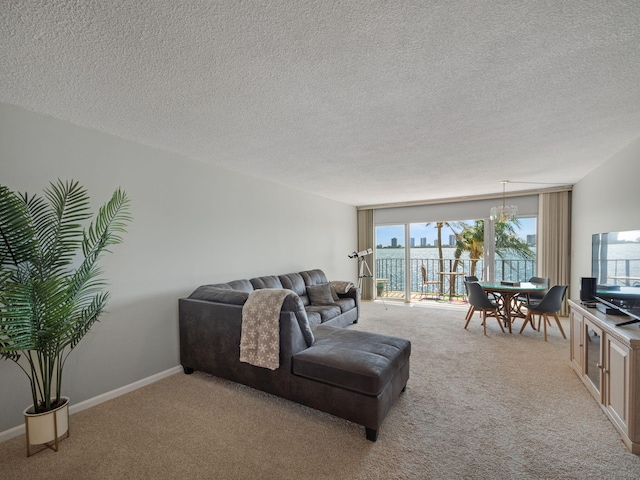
477,281,548,331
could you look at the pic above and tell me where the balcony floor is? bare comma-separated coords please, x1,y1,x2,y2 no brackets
378,290,468,308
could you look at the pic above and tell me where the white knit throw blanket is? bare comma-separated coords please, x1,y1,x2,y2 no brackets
240,289,292,370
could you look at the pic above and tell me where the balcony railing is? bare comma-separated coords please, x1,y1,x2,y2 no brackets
375,257,537,299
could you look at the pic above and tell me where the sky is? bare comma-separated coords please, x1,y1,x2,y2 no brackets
617,230,640,242
376,217,537,247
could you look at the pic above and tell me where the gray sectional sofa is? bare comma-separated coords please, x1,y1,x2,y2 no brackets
179,269,411,441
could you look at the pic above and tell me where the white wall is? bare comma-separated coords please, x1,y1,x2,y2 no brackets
571,137,640,299
0,103,357,432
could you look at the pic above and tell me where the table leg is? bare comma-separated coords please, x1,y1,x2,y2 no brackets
496,292,514,333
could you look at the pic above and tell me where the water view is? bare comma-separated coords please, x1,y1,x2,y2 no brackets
375,247,537,298
374,234,640,299
374,219,538,299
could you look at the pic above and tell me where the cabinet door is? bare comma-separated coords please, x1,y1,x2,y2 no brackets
583,318,603,402
570,311,584,373
604,335,630,433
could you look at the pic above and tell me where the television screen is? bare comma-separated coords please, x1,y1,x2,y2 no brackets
592,230,640,307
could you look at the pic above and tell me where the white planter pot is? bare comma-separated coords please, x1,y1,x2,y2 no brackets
23,397,70,456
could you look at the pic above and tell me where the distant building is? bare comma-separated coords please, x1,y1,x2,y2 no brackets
433,239,439,247
391,237,398,248
527,234,536,246
410,237,415,247
420,237,427,247
449,234,456,246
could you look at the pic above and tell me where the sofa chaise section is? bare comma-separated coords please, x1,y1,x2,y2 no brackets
178,268,411,440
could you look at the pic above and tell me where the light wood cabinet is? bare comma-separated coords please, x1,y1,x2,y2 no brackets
583,317,603,401
605,334,630,433
570,309,583,372
569,300,640,455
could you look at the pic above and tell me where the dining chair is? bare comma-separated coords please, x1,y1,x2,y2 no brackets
463,275,492,319
527,276,550,299
518,285,568,341
464,281,505,335
465,275,498,300
463,276,478,297
515,276,549,313
420,265,440,299
463,276,477,320
517,276,549,300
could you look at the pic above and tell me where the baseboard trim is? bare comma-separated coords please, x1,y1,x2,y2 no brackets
0,365,183,444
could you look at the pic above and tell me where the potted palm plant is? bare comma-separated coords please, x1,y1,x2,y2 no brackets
0,180,131,456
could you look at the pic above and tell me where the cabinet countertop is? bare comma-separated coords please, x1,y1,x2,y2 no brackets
569,299,640,345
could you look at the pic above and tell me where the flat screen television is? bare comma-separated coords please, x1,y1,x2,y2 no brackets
592,230,640,323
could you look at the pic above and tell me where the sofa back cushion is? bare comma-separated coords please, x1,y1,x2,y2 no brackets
198,279,254,293
300,269,328,287
223,279,255,292
250,275,284,290
188,286,250,305
279,273,309,306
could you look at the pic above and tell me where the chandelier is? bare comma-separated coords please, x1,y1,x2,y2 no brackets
489,181,518,222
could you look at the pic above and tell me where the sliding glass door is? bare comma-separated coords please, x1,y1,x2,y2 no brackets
375,217,537,302
409,220,478,302
375,225,406,299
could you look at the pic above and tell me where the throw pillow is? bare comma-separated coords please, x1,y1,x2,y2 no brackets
307,283,335,306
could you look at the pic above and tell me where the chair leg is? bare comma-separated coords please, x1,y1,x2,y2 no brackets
464,307,475,328
473,309,505,335
519,311,532,334
552,312,567,339
465,306,473,322
542,314,548,341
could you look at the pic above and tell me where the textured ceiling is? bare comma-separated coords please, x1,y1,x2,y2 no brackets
2,1,639,206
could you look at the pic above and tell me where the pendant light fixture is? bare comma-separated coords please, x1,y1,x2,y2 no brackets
489,181,518,222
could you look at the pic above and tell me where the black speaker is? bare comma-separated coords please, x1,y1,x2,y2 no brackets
580,277,597,301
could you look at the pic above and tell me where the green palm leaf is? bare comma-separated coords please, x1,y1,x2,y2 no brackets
0,181,131,412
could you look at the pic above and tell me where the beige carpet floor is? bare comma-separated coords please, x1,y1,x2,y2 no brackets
1,301,640,479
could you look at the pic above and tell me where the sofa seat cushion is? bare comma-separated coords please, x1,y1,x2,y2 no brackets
305,305,341,323
334,297,356,313
292,326,411,396
306,311,322,325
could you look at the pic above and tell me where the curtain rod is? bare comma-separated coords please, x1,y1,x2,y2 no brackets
356,184,573,211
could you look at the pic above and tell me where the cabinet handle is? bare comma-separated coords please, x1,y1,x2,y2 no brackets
597,363,604,370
